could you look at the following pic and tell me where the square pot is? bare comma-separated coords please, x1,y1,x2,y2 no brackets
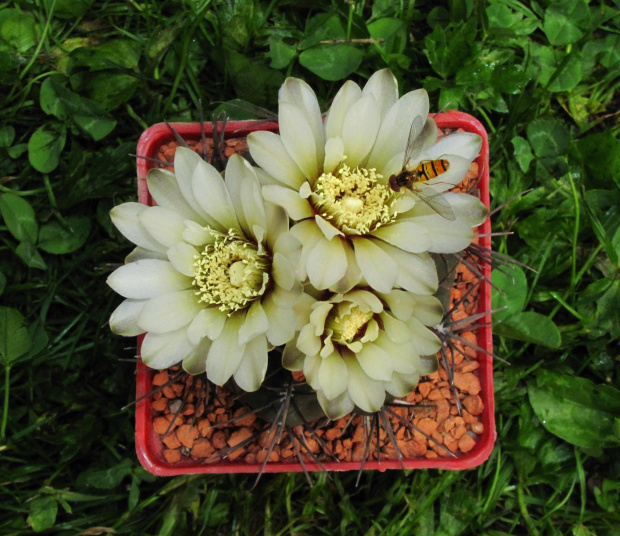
133,112,495,476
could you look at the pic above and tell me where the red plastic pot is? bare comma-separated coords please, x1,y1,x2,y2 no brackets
133,112,495,476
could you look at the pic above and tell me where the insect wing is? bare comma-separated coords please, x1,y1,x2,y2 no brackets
402,115,425,170
409,182,456,221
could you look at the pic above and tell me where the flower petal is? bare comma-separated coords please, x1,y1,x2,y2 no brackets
187,307,226,344
233,335,268,392
317,389,354,420
138,289,203,333
167,242,197,277
352,237,397,293
205,313,246,386
318,351,349,400
247,131,305,190
279,77,325,170
262,293,297,346
371,220,431,253
307,235,348,289
426,132,482,161
182,337,211,375
239,301,269,345
368,88,429,172
344,352,386,412
385,372,420,397
146,168,205,224
262,185,314,221
341,94,381,167
407,317,442,356
362,68,399,119
109,299,147,336
282,340,305,371
315,215,344,240
191,154,241,232
141,327,195,369
380,312,410,343
373,242,438,294
355,342,393,381
171,147,216,223
126,247,167,263
411,294,444,325
138,206,186,248
378,289,415,321
297,323,322,356
107,259,190,299
110,203,167,253
323,136,345,173
279,101,320,180
329,241,363,294
325,80,362,139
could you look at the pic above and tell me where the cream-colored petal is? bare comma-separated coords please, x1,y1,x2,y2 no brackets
182,220,214,247
406,215,475,253
138,289,202,333
247,131,305,190
239,301,269,345
345,289,384,313
378,289,415,321
373,242,438,295
309,301,334,334
303,353,322,391
171,147,214,222
342,94,381,167
444,192,489,227
371,220,431,253
316,389,355,420
110,203,167,253
385,372,420,397
325,80,362,139
279,77,325,169
411,294,444,326
282,340,305,371
146,168,206,224
272,252,296,291
368,88,429,171
307,235,348,290
264,203,289,252
138,206,185,248
426,132,482,161
141,327,195,369
355,342,393,381
279,101,319,180
126,247,166,263
329,241,362,293
297,323,322,356
380,312,410,343
191,155,240,232
269,279,302,308
290,220,323,280
233,335,268,392
344,352,386,412
182,336,211,375
187,307,226,344
375,332,420,374
323,136,345,174
293,292,316,331
262,294,296,346
109,299,147,336
262,185,314,221
167,243,197,277
352,237,397,293
315,215,344,240
407,317,442,356
107,259,190,299
362,68,399,119
318,351,349,400
205,313,246,386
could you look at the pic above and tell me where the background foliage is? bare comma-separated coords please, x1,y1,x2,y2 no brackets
1,0,619,534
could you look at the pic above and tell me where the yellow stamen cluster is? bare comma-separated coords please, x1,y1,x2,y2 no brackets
327,303,373,344
192,228,270,313
312,162,397,235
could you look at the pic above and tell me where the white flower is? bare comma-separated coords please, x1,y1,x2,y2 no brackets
282,288,442,419
107,148,302,392
248,69,488,295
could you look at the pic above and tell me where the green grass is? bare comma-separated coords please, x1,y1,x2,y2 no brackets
1,0,619,534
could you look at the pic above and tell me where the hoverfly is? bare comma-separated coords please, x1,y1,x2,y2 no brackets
388,115,456,221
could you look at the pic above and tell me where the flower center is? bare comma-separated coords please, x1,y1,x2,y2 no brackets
192,228,270,313
327,303,373,344
311,162,397,235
